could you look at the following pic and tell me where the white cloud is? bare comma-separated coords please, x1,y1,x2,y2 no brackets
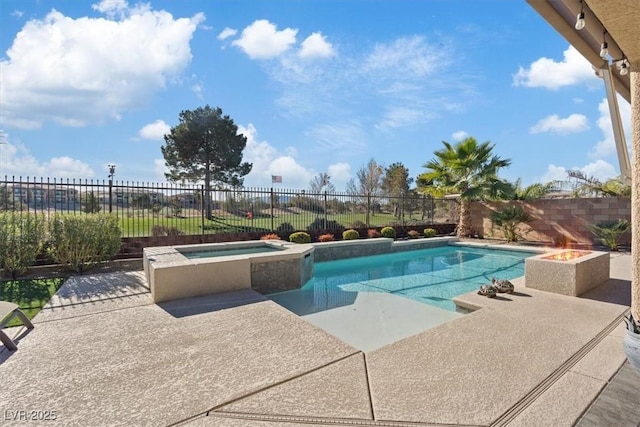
139,120,170,140
541,164,569,183
0,139,94,178
327,162,352,183
580,160,617,181
376,106,436,130
452,130,469,141
92,0,128,17
46,157,95,178
191,83,204,100
590,96,632,158
364,36,444,78
513,46,597,90
268,156,313,188
232,20,297,60
239,123,315,188
271,34,467,132
0,6,204,129
153,158,169,181
541,160,617,184
11,10,24,18
299,32,335,59
305,123,367,154
529,114,589,134
217,27,237,40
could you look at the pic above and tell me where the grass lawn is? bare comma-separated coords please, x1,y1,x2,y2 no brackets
0,278,65,327
115,211,427,237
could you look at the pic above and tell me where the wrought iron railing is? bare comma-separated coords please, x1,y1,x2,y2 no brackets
0,176,457,238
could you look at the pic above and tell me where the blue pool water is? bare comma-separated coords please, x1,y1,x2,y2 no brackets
180,245,283,259
269,245,535,314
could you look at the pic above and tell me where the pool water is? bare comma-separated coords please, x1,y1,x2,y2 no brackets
180,246,284,259
269,245,533,313
267,245,534,351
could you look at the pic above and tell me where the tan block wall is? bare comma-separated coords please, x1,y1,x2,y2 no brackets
469,198,631,246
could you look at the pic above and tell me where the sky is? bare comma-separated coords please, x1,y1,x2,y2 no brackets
0,0,633,191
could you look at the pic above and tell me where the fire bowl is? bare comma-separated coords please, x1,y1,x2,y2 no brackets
525,250,610,296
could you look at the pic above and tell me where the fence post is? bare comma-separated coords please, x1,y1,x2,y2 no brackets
323,191,328,229
108,179,113,213
366,193,371,227
401,192,405,226
431,195,435,223
270,187,275,231
107,165,115,213
200,185,205,241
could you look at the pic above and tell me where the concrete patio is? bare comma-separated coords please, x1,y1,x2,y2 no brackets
0,252,635,426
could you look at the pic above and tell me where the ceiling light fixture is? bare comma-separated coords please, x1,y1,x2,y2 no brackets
575,0,586,30
600,31,609,59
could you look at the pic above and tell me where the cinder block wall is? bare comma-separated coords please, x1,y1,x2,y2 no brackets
469,198,631,246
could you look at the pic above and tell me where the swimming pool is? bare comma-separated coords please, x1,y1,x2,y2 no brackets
270,245,533,313
267,245,535,351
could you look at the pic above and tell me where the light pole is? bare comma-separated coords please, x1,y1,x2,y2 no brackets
108,164,116,213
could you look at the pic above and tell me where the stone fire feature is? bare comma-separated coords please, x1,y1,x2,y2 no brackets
525,250,610,296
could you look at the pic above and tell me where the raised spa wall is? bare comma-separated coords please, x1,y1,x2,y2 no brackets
144,241,313,303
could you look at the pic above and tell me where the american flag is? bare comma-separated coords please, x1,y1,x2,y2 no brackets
271,175,282,184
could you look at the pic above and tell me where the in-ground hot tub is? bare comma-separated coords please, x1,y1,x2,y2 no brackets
143,240,314,303
525,249,610,296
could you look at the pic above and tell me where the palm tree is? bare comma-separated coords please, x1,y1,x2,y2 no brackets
509,178,560,200
567,170,631,197
417,137,511,237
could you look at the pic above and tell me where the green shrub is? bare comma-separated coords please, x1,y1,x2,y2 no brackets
381,226,396,238
169,199,183,217
276,222,295,233
289,231,311,244
342,229,360,240
81,191,102,213
407,230,420,239
423,228,437,238
48,214,122,273
490,206,531,242
152,225,183,236
589,219,630,251
151,203,163,217
307,217,344,232
0,212,46,279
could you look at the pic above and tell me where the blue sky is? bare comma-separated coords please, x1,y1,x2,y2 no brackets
0,0,632,190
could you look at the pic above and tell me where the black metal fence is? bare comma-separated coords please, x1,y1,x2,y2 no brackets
0,176,458,238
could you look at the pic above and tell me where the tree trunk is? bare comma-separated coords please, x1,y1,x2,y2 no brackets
457,199,473,237
365,194,371,227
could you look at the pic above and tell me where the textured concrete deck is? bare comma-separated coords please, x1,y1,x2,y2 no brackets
0,253,633,426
